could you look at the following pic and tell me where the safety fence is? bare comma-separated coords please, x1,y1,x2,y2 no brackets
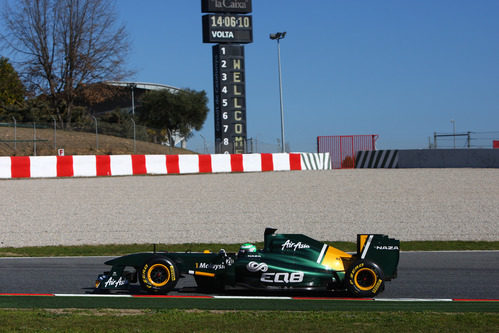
317,135,378,169
1,122,294,155
0,153,331,179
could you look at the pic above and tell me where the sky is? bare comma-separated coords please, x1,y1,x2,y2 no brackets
6,1,499,153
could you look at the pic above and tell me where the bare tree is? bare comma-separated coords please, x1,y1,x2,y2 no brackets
1,0,131,128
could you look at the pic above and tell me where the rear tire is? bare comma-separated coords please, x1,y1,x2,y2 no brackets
139,257,178,294
346,260,384,297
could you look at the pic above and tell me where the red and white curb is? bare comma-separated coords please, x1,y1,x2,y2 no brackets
0,293,497,302
0,152,331,179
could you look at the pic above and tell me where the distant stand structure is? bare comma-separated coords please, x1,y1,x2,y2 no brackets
430,131,499,149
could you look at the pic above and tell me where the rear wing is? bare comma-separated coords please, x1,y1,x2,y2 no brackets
357,234,400,280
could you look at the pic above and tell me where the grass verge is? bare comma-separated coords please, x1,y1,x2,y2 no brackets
0,241,498,257
0,308,497,332
0,296,498,312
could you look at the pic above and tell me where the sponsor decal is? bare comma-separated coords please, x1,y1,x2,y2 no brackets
211,31,234,38
372,279,383,294
349,263,364,284
196,262,226,270
374,245,399,250
104,276,127,288
141,264,151,288
246,261,268,272
281,240,310,252
169,265,176,281
216,0,249,10
261,272,304,284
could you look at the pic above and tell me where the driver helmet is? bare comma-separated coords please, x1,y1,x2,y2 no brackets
238,243,257,256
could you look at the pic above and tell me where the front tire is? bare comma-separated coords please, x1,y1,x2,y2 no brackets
346,260,384,297
139,257,178,294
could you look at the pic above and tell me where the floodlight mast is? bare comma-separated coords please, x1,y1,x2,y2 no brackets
269,31,287,153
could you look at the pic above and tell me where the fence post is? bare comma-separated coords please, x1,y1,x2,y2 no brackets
12,116,16,152
92,116,99,150
33,122,37,156
131,118,136,154
51,116,57,150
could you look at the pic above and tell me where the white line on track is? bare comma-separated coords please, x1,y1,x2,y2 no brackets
213,296,292,300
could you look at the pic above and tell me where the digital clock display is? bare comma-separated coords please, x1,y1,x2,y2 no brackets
202,14,253,44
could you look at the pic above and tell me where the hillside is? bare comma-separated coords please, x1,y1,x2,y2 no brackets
0,126,194,156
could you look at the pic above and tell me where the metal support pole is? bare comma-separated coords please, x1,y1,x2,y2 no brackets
270,32,287,153
132,87,135,116
200,134,207,154
12,117,16,152
451,120,456,149
131,118,136,154
130,83,137,116
277,38,285,153
51,116,57,150
33,122,36,156
92,116,98,150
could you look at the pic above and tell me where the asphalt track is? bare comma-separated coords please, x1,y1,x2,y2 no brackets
1,251,498,299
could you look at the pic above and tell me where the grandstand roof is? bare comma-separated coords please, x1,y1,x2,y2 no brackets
104,81,181,93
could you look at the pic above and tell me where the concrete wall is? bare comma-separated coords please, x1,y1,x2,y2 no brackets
355,149,499,168
398,149,499,168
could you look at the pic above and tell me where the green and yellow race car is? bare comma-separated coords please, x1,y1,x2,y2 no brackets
95,228,400,297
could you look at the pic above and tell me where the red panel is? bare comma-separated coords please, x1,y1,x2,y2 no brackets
166,155,180,174
289,153,302,170
230,154,244,172
198,154,212,173
56,156,74,177
261,153,274,171
11,156,30,178
317,135,378,169
493,140,499,149
96,155,111,176
340,136,354,169
131,155,147,175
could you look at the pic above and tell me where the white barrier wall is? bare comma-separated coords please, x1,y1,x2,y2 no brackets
0,153,331,179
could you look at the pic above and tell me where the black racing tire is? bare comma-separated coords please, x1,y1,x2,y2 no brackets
346,260,385,298
139,257,178,294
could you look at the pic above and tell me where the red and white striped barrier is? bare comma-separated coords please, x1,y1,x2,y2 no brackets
0,153,331,179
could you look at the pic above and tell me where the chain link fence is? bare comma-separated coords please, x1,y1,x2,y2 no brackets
189,134,289,154
0,119,185,156
0,120,289,156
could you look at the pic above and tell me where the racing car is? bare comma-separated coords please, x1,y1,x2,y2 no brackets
95,228,400,297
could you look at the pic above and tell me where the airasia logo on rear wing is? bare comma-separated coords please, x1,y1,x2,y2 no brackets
281,240,310,252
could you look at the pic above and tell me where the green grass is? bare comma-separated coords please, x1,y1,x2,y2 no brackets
0,241,498,257
1,296,498,312
0,309,497,332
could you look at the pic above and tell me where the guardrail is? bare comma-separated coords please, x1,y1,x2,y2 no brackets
0,153,331,179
